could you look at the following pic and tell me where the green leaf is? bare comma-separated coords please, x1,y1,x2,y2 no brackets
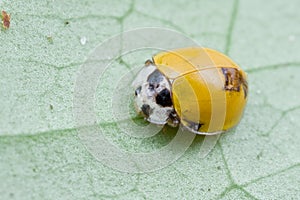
1,0,299,199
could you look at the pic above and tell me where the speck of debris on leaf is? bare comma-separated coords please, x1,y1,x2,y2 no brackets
46,36,53,44
256,151,263,160
50,104,53,110
64,21,69,25
1,10,10,29
80,36,87,45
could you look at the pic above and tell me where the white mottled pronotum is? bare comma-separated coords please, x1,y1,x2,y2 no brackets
132,63,175,125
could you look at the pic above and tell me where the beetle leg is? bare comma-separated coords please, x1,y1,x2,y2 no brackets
144,59,153,66
167,111,180,127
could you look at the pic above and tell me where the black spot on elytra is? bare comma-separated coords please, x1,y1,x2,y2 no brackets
155,89,172,107
194,123,204,131
135,86,141,96
141,104,151,116
186,121,204,131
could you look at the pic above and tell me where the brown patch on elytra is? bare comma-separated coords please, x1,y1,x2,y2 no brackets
242,78,248,98
1,10,10,29
222,67,248,98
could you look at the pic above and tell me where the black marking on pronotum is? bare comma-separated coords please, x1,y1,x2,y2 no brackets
148,84,155,90
141,104,151,117
148,83,160,91
155,88,173,107
135,86,142,96
147,70,164,89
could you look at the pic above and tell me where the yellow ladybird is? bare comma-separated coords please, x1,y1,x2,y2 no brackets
132,47,248,135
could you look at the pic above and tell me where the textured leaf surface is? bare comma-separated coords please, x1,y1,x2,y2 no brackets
1,0,300,199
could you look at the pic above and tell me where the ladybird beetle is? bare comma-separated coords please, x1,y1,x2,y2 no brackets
132,47,248,135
